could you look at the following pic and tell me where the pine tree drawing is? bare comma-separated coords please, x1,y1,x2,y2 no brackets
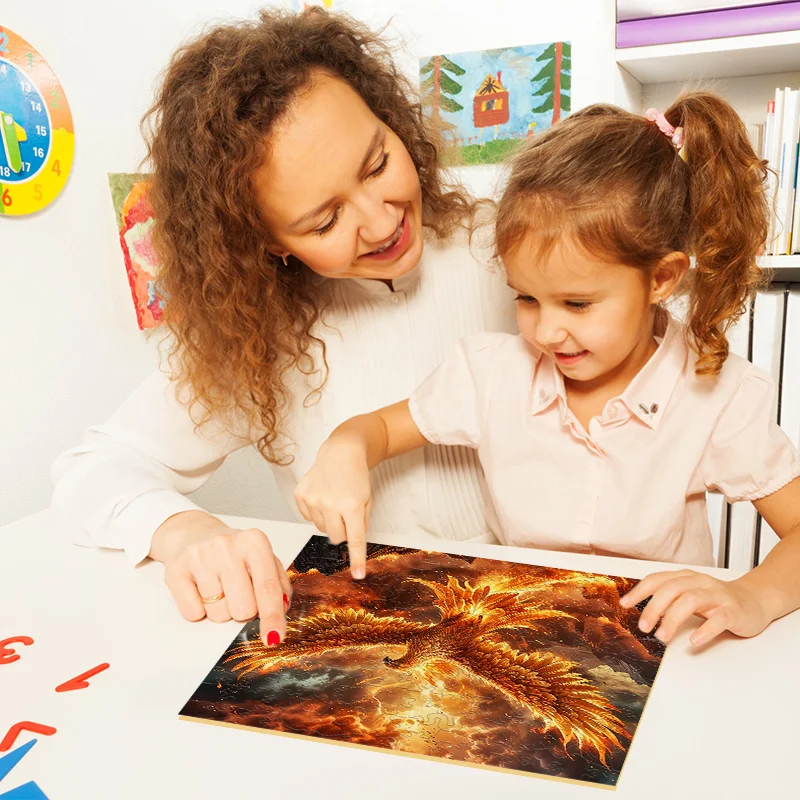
530,42,571,126
421,55,466,131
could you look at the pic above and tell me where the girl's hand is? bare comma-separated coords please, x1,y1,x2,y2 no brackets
151,511,292,647
619,569,772,647
294,439,372,580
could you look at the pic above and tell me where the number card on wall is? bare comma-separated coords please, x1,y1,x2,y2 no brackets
0,26,74,216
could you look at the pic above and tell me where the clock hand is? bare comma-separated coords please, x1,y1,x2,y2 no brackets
0,112,23,173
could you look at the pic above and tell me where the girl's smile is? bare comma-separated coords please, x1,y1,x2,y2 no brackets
504,235,686,398
553,349,590,366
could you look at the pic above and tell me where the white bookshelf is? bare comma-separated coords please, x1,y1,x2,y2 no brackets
617,29,800,83
759,254,800,268
759,255,800,282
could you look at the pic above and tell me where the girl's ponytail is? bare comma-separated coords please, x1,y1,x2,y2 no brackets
665,92,769,375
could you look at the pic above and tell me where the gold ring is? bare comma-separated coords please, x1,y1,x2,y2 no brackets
200,591,225,604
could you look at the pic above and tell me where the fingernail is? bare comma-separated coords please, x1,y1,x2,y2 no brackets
267,630,281,646
639,620,649,632
353,566,365,580
619,596,630,607
654,628,666,642
283,593,290,610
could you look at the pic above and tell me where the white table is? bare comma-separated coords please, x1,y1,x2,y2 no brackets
1,510,797,799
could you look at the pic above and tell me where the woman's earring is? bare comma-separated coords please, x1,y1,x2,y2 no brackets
281,254,289,266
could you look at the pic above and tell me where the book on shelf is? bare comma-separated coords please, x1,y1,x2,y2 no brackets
777,89,799,255
758,87,800,256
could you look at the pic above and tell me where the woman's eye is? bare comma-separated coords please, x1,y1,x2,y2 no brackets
315,207,341,236
514,294,536,304
313,154,389,237
566,301,591,311
368,152,390,178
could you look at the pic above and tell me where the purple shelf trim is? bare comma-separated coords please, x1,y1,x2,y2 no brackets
617,1,800,48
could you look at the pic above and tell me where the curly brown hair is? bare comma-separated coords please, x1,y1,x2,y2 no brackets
141,7,477,462
495,91,769,375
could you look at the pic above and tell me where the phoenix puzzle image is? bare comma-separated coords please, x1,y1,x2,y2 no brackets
181,538,665,787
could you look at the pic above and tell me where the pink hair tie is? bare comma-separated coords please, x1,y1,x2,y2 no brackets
645,107,685,151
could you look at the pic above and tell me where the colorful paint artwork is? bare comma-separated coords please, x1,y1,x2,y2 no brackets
0,26,74,215
420,43,572,166
181,537,664,788
107,173,164,330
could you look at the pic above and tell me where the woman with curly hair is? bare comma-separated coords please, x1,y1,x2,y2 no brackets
50,7,515,646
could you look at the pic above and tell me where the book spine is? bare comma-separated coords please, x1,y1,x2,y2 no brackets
768,89,786,255
777,89,800,254
792,147,800,252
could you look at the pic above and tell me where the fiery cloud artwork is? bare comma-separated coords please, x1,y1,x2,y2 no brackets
180,538,665,788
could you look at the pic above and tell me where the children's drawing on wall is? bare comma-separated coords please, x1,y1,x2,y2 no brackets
108,173,164,330
420,42,572,166
181,537,663,788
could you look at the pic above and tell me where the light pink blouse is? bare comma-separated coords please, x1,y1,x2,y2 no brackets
408,315,800,566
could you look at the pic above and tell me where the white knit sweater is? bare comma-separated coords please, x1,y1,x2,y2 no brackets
50,231,517,564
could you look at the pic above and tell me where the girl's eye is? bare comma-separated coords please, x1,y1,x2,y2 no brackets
514,294,537,304
315,207,341,236
368,152,390,178
566,301,591,311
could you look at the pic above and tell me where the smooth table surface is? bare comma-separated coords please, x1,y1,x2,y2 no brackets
1,510,798,799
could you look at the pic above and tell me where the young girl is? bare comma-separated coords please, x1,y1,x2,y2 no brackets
295,92,800,649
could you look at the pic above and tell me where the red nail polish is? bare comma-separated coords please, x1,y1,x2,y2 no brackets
267,630,281,646
283,593,290,609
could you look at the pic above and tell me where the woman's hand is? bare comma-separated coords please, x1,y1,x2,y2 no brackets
294,439,372,580
150,511,292,647
620,568,772,647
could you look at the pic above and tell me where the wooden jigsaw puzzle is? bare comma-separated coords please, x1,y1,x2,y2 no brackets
180,538,665,788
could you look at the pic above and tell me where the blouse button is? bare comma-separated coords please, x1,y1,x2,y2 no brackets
608,405,618,419
390,294,400,304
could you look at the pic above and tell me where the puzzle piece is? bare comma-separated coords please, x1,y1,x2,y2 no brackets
423,711,454,731
391,688,426,712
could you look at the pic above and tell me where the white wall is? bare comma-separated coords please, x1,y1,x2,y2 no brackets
1,0,622,526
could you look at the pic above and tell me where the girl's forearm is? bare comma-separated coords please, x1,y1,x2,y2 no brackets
736,525,800,622
321,400,427,470
323,412,391,469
